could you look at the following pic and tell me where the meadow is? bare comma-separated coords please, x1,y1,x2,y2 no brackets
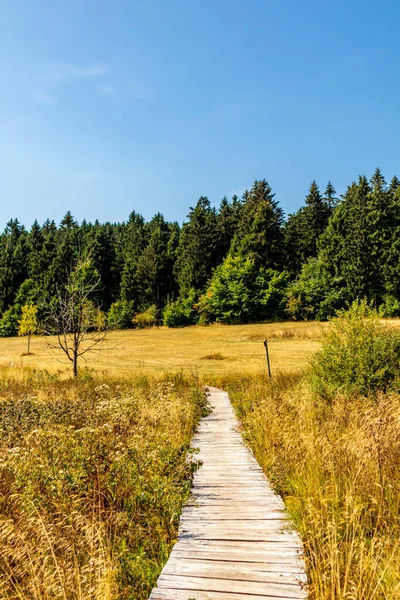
0,321,323,377
0,368,209,600
1,318,400,599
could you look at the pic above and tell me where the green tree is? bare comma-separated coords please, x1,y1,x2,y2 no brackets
323,181,338,209
120,211,147,308
284,181,334,278
135,214,179,312
18,304,39,354
163,290,199,327
0,219,28,314
319,173,391,307
286,257,347,321
216,196,241,261
176,197,219,296
231,180,284,269
197,255,288,324
107,300,135,329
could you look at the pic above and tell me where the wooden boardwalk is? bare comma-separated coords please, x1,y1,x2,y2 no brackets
149,387,307,600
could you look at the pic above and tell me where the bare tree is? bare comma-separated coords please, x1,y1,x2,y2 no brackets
44,257,108,376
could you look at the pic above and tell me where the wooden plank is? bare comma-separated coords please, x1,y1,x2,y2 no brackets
150,589,301,599
149,388,307,600
175,540,304,555
162,559,307,583
170,549,304,565
156,574,307,598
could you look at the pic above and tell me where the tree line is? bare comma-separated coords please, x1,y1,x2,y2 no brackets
0,167,399,335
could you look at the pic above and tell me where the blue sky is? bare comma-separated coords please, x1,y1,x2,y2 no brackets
1,0,399,228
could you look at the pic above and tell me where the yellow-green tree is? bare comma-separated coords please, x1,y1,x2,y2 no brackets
18,304,39,354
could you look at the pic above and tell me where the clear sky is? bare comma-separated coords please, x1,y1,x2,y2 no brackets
1,0,399,228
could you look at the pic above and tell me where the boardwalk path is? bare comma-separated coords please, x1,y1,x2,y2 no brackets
149,387,307,600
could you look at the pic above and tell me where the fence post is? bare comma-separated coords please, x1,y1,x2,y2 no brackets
263,339,272,379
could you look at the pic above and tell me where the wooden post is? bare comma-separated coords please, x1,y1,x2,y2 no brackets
263,339,272,379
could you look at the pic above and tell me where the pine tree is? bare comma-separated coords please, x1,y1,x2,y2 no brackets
38,219,58,300
120,211,146,307
319,175,387,303
176,197,219,297
283,208,306,278
303,180,331,257
284,181,334,277
216,196,241,262
231,180,284,269
135,213,178,312
323,181,338,209
26,220,43,281
55,212,81,279
0,220,28,313
85,224,119,309
389,175,400,194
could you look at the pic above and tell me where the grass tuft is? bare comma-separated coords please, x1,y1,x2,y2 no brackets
200,352,227,360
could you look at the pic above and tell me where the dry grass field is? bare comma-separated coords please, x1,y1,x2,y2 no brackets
1,315,400,598
0,321,325,378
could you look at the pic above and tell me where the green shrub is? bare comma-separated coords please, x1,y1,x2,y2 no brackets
107,300,135,329
286,257,347,321
132,305,157,328
378,294,400,317
312,299,400,398
0,307,20,337
163,290,198,328
197,255,288,324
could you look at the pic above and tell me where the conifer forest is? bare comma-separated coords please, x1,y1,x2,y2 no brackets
1,167,398,334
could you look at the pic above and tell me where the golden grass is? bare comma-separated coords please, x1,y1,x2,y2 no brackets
218,372,400,599
2,318,400,598
0,369,207,599
0,322,324,378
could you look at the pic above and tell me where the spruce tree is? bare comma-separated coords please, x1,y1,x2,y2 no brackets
303,180,331,258
231,179,284,269
120,211,146,308
320,175,387,304
216,196,241,262
176,197,219,297
135,213,178,312
283,181,333,277
0,220,28,313
323,181,338,209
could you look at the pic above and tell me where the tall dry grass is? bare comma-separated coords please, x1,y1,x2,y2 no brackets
0,368,207,599
215,371,400,599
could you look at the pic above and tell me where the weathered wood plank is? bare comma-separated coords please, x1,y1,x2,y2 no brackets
150,589,301,600
156,574,307,598
175,539,304,555
149,388,307,600
170,549,303,564
162,559,307,583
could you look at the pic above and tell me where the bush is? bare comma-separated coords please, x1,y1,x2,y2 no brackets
107,300,135,329
163,290,198,328
197,255,288,324
286,257,347,321
378,294,400,317
312,299,400,398
0,307,20,337
132,305,157,328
